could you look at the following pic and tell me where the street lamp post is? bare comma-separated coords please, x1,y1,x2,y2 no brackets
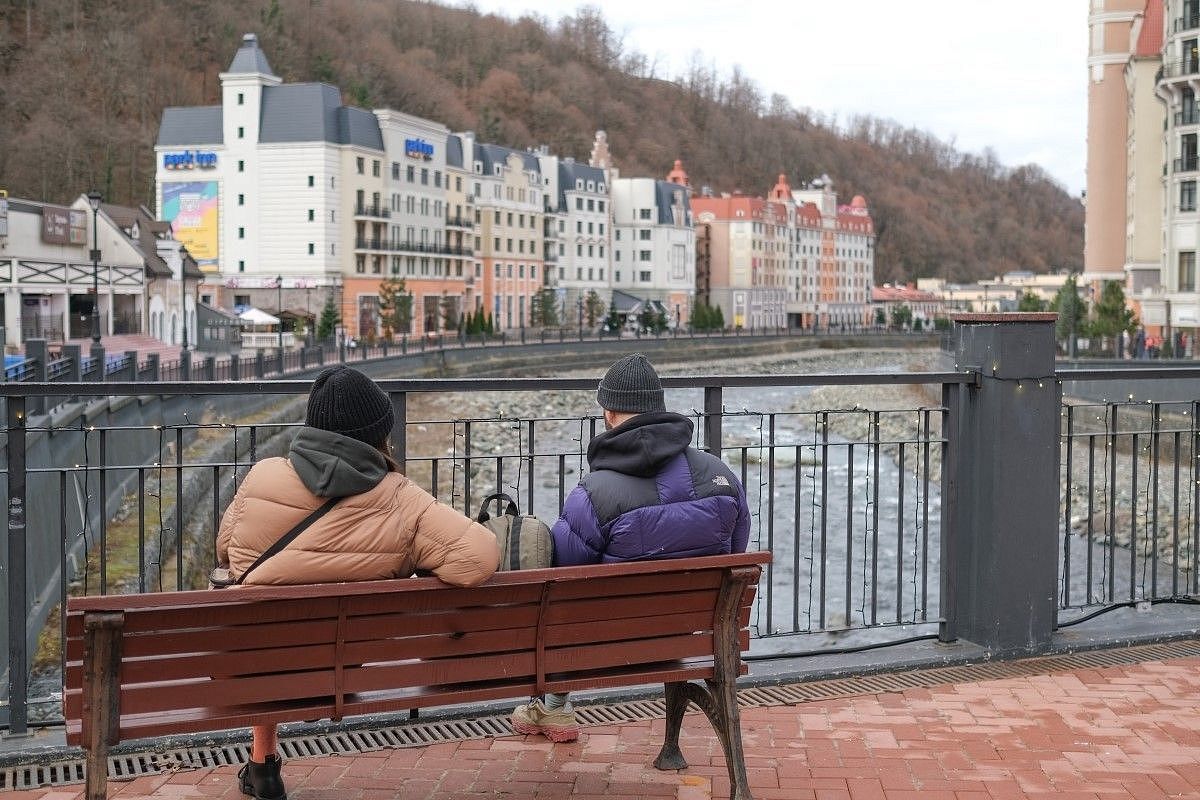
277,275,284,358
86,191,103,349
577,296,584,340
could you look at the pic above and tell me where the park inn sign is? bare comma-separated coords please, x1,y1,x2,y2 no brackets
162,150,217,170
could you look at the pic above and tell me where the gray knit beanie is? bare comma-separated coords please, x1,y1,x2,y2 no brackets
305,365,394,446
596,353,665,413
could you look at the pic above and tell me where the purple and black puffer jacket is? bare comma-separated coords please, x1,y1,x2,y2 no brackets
551,411,751,565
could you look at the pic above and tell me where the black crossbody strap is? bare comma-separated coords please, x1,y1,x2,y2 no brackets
236,496,340,585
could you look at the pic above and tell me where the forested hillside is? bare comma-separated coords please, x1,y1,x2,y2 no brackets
0,0,1083,282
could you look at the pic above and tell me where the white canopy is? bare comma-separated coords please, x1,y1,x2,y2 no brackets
238,307,281,326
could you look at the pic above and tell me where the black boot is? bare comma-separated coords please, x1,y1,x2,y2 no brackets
238,754,287,800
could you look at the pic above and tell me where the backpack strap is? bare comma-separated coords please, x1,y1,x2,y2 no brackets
475,492,519,522
236,496,340,584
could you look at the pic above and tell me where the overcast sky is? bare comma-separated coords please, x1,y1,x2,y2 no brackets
460,0,1088,195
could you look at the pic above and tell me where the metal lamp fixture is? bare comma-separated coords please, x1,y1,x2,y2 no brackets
86,190,103,344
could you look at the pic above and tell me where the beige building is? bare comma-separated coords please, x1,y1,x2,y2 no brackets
1086,0,1145,279
1125,0,1165,300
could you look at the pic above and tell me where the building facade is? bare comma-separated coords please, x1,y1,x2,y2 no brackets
539,153,610,324
610,162,695,325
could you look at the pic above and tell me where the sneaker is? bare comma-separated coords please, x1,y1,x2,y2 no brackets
238,754,287,800
510,699,580,742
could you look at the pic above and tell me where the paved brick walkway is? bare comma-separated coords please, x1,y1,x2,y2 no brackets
12,656,1200,799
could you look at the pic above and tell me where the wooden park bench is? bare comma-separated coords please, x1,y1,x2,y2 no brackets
65,551,770,800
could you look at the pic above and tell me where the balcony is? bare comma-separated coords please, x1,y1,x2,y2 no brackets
1175,155,1200,173
1177,106,1200,126
1161,59,1200,80
354,202,391,219
1174,13,1200,32
445,214,474,229
355,238,474,256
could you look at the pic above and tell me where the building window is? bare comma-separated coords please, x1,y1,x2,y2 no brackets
639,229,651,240
434,170,442,187
615,271,621,282
372,160,380,177
356,157,365,174
238,261,245,273
598,200,605,212
237,92,244,105
356,255,366,274
587,199,595,211
235,294,250,307
421,168,429,185
639,209,652,220
407,165,415,182
1181,251,1197,291
615,229,621,241
308,175,314,187
1183,181,1198,212
308,208,314,221
330,210,335,222
392,162,400,180
615,251,621,261
238,194,245,206
238,160,244,172
308,243,315,255
238,227,245,239
639,270,652,282
639,250,651,261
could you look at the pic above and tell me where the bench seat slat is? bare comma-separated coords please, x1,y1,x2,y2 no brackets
344,605,541,641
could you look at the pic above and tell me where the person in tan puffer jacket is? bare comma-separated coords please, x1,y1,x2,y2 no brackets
216,365,499,800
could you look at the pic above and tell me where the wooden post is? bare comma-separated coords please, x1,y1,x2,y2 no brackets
82,612,124,800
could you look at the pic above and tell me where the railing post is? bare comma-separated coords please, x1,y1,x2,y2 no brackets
63,344,82,382
180,349,191,382
146,353,159,382
389,391,407,474
5,395,28,735
704,385,723,457
125,350,139,383
317,345,325,366
299,347,307,371
946,312,1059,656
24,339,47,416
90,344,106,383
229,354,241,382
204,356,216,381
255,351,265,379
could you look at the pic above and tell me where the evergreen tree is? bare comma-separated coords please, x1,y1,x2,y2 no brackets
378,276,411,337
1090,280,1137,338
584,290,605,328
1051,275,1087,341
890,304,913,329
604,303,621,332
1018,291,1047,312
713,305,725,330
316,296,340,342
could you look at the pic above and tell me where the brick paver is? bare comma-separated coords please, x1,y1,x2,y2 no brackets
16,656,1200,799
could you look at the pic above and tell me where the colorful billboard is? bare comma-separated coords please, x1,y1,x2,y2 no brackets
162,181,219,269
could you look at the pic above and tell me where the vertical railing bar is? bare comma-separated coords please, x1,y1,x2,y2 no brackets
99,429,107,595
845,441,854,627
1131,430,1139,602
921,407,931,621
818,411,828,630
249,425,257,462
496,455,503,497
59,469,69,687
464,420,473,514
1087,434,1095,604
431,457,440,500
6,395,27,734
1174,429,1181,598
211,465,220,568
1151,404,1160,599
1063,404,1073,608
1109,404,1117,603
766,414,775,631
557,453,566,513
1193,400,1200,596
527,420,536,515
176,426,184,592
137,468,146,594
872,409,881,626
793,443,802,634
896,440,906,624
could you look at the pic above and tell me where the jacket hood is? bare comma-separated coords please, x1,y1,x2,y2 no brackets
288,426,390,498
587,411,694,477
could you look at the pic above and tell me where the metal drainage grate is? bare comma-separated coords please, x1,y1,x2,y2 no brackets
9,638,1200,790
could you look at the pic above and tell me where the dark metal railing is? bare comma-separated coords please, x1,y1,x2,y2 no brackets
354,202,390,218
1174,13,1200,32
1176,155,1200,173
0,371,964,728
1163,59,1200,79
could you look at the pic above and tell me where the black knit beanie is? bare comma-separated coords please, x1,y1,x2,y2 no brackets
305,365,394,446
596,353,665,413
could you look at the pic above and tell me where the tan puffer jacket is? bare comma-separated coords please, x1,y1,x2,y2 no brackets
216,428,499,587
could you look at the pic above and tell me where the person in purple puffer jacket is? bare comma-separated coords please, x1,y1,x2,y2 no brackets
511,353,751,743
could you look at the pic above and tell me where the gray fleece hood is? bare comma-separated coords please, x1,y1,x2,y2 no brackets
288,426,390,498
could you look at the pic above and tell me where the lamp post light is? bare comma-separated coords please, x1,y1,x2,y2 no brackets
86,190,103,346
276,275,285,354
